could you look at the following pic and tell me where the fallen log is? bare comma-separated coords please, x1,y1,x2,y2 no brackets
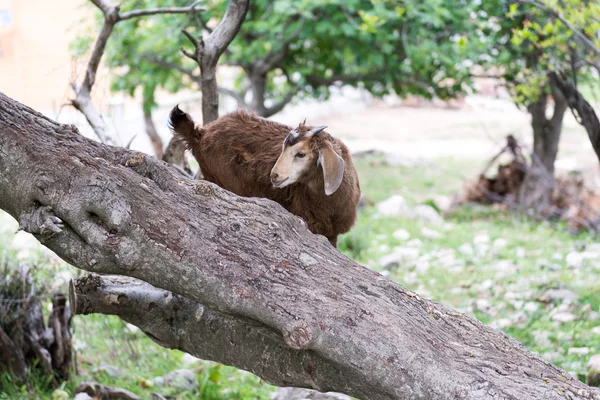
0,92,598,399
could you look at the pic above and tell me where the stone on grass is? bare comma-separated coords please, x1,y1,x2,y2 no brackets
392,228,410,241
181,353,201,366
273,387,351,400
568,347,590,356
412,205,443,225
153,369,198,392
421,227,442,239
552,312,577,323
378,247,420,269
492,238,508,252
95,363,122,378
539,289,578,304
523,302,539,313
592,327,600,336
458,243,474,256
588,354,600,387
375,195,410,217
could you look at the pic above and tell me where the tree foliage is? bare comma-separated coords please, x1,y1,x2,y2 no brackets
77,0,489,117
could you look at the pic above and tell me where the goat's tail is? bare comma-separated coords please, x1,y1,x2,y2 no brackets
168,105,203,149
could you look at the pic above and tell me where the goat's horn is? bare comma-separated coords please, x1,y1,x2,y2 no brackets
302,118,307,125
307,126,327,137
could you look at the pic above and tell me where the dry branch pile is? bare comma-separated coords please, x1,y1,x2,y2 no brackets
456,135,600,231
0,266,72,387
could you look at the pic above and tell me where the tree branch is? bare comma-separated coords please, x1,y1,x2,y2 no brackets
70,274,361,391
119,2,205,21
263,89,298,118
518,0,600,58
71,1,205,144
548,71,600,164
1,92,599,400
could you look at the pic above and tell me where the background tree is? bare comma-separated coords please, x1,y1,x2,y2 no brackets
478,0,600,208
100,0,486,122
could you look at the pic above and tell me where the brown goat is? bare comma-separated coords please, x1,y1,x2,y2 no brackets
169,106,361,247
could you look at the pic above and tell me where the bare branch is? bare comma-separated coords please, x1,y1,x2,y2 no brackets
518,0,600,58
142,55,198,79
263,89,298,117
120,2,205,21
203,0,249,63
71,0,207,144
181,29,199,49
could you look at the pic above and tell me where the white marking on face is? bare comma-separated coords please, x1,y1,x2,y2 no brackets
270,141,313,188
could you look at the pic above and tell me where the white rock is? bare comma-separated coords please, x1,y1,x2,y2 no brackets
552,252,564,261
458,243,474,256
411,205,443,225
540,289,578,304
552,312,577,323
433,195,453,213
154,369,198,391
125,323,140,333
542,351,563,361
592,326,600,336
532,331,552,348
392,228,411,241
421,227,442,239
375,195,410,217
478,279,494,291
524,302,539,313
378,244,390,253
568,347,590,356
473,232,490,245
273,387,351,400
516,247,526,258
96,363,122,378
181,353,201,366
474,298,491,311
565,251,598,268
74,394,93,400
406,239,423,248
492,238,508,252
378,247,420,268
493,260,516,273
489,318,512,329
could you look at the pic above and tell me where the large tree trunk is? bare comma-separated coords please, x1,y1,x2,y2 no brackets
519,82,568,210
0,93,599,400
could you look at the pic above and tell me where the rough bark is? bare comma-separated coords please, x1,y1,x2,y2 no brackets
143,108,164,159
0,93,599,400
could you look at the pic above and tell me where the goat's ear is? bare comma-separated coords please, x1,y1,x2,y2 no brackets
318,143,345,196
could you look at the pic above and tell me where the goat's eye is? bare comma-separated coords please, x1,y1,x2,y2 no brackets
295,152,306,158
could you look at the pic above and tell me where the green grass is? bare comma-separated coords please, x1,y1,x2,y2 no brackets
1,154,599,397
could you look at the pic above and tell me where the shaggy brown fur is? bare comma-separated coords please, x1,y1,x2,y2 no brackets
169,106,361,247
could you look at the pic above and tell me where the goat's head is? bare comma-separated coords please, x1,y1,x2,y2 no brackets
270,120,345,196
